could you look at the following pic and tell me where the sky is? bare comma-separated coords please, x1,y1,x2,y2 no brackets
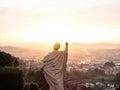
0,0,120,44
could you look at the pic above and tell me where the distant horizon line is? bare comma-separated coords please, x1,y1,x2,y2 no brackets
0,41,120,45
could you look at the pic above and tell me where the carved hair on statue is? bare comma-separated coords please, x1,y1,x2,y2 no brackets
54,42,60,51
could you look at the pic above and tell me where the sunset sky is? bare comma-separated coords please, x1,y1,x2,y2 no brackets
0,0,120,44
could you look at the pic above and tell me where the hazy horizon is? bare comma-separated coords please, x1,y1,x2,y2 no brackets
1,41,120,65
0,0,120,43
0,41,120,50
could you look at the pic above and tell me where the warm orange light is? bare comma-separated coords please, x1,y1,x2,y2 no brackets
19,21,116,43
1,20,118,44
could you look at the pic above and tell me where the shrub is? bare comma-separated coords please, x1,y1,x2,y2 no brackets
0,67,24,90
34,69,49,90
26,70,36,82
24,82,39,90
0,51,19,67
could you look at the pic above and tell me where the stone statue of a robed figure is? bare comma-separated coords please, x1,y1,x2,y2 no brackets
42,42,68,90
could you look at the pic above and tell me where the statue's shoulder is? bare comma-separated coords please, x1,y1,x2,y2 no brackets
44,51,55,59
44,51,64,59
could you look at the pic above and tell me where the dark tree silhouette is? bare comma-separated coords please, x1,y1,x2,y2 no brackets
0,51,19,67
104,61,115,68
34,69,49,90
26,70,35,82
114,72,120,85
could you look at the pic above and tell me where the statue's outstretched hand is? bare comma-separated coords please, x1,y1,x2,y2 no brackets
65,42,68,47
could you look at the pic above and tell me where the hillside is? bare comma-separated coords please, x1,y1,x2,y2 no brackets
0,42,120,64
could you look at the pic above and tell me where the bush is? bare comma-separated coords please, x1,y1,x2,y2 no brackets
0,67,24,90
114,72,120,85
34,69,49,90
26,70,36,82
0,51,19,67
24,82,39,90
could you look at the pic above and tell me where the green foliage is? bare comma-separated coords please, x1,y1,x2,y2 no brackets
0,66,20,73
13,57,20,67
26,69,49,90
68,69,85,80
104,61,115,68
34,69,49,90
24,82,39,90
95,75,114,81
67,68,105,81
0,67,24,90
0,51,19,67
114,72,120,85
26,70,36,82
87,68,105,77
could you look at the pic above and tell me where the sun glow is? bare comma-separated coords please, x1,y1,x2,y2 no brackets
0,0,120,44
20,20,116,43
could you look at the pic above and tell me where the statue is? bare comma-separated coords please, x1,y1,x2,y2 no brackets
42,42,68,90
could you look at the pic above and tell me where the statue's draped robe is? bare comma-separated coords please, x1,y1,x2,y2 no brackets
43,48,68,90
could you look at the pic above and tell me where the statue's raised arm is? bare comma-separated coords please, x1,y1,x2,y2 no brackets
65,42,68,48
65,42,68,52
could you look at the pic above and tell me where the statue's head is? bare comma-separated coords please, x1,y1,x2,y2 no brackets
53,42,60,51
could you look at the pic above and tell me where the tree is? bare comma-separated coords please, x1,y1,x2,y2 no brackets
104,61,115,68
0,51,19,67
114,72,120,85
86,68,105,78
26,70,35,82
34,69,49,90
